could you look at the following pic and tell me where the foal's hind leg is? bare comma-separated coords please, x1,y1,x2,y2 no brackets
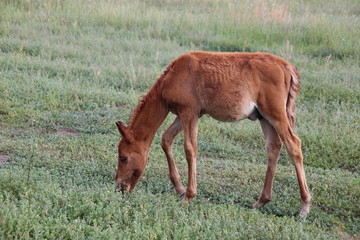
252,118,282,209
270,116,311,217
161,117,186,195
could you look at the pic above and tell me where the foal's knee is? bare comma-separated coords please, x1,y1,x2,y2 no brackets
161,134,172,151
184,141,197,158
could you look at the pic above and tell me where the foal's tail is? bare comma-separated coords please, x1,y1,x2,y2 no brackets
285,65,300,128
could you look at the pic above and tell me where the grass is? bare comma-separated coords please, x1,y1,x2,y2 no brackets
0,0,359,239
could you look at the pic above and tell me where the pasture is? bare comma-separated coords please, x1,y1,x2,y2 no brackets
0,0,359,239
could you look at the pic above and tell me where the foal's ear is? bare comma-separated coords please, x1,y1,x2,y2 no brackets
115,121,127,135
115,121,134,142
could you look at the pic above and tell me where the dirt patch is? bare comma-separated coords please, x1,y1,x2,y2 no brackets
116,103,127,108
55,128,80,136
0,154,9,165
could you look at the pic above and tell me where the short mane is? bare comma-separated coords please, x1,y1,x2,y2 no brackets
128,60,176,127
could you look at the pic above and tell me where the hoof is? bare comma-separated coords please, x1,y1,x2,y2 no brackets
176,187,186,196
298,209,309,218
252,198,270,209
182,196,190,203
298,211,308,218
180,193,191,203
298,201,310,217
179,191,195,203
179,192,185,199
298,199,311,217
251,201,263,209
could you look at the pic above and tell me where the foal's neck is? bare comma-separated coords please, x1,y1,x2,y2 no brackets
130,94,168,147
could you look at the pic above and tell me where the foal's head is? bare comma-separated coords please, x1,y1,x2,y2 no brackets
114,121,147,193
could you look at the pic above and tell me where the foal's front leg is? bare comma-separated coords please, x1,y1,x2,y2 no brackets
161,117,185,195
179,113,199,202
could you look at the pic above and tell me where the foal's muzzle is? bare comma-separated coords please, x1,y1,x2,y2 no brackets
115,180,130,194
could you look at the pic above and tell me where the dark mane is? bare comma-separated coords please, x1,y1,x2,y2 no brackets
128,60,176,127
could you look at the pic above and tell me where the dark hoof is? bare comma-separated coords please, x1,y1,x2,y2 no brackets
179,192,185,200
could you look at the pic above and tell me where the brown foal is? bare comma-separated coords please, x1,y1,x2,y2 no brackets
115,51,311,217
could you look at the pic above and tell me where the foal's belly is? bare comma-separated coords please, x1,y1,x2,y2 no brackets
204,101,258,122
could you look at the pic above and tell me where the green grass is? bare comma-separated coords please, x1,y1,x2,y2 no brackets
0,0,359,239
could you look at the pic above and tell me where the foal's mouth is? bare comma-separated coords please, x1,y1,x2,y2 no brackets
115,182,130,194
121,183,130,193
115,169,142,193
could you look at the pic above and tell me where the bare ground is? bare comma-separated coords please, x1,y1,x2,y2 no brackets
55,128,80,136
0,154,8,165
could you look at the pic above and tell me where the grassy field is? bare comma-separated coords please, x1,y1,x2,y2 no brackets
0,0,359,239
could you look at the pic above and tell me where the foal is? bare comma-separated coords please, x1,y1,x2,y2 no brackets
115,51,311,217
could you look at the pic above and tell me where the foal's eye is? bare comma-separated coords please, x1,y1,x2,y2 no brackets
120,157,128,163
